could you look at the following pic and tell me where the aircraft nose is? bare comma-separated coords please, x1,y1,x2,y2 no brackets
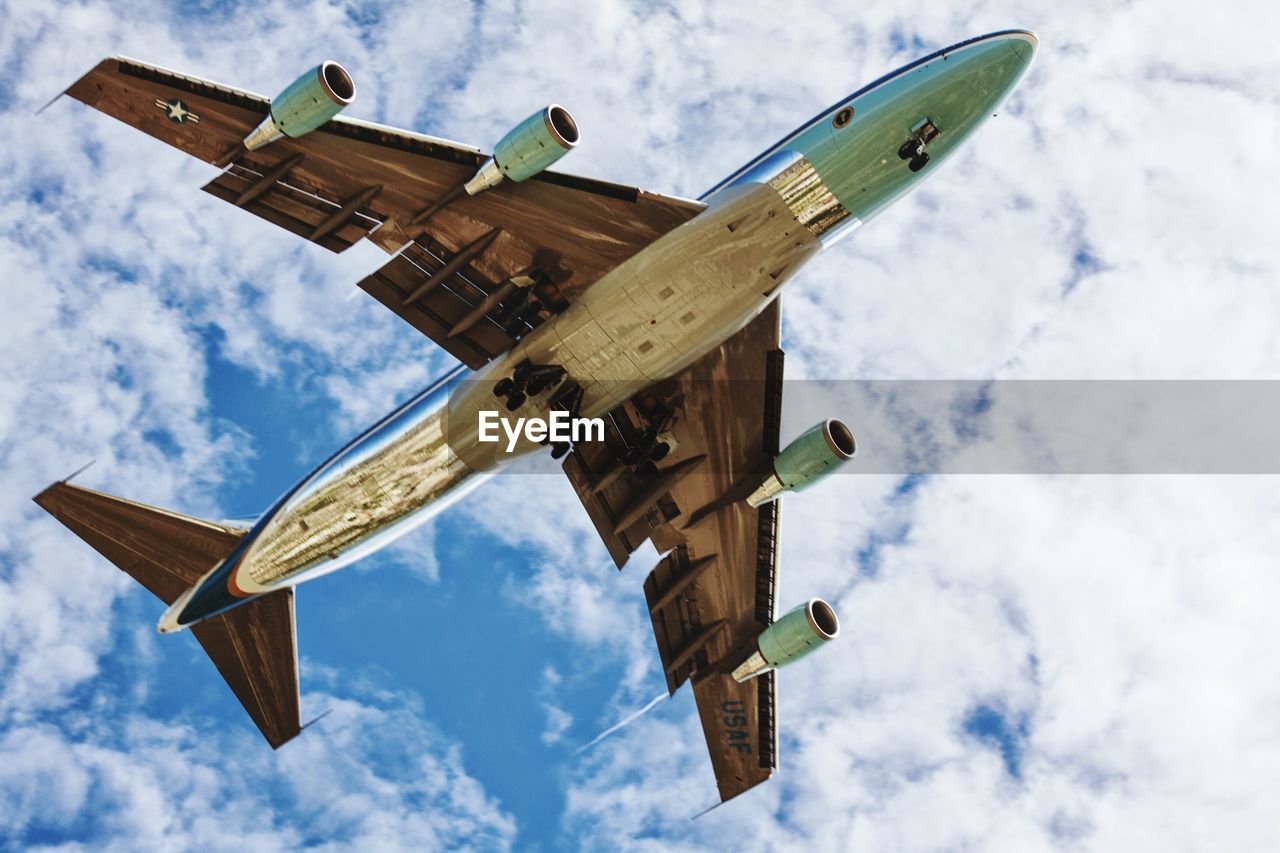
1006,30,1039,64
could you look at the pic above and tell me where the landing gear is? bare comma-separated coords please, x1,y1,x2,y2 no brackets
524,365,566,396
546,379,585,460
548,379,584,418
502,303,544,339
620,395,676,466
493,360,566,411
491,359,587,458
486,270,570,342
898,118,939,172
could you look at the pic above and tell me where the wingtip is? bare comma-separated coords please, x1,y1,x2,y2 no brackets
61,460,96,483
690,799,726,820
35,91,65,116
302,708,334,732
39,57,115,116
31,461,95,504
269,708,332,750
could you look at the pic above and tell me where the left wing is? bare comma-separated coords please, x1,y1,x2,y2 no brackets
60,57,705,368
562,300,785,802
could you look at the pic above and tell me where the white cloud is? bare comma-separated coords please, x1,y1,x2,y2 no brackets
539,667,575,745
0,1,519,846
0,682,516,850
3,0,1280,849
440,1,1280,849
561,478,1280,850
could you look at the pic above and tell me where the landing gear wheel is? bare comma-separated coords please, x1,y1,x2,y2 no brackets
524,365,567,397
908,152,930,172
649,442,671,462
504,391,526,411
494,377,514,397
513,361,535,384
550,441,571,460
898,139,919,160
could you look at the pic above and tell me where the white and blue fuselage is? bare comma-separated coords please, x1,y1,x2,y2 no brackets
160,30,1037,632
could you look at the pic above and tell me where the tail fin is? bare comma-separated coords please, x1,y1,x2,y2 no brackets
34,482,304,748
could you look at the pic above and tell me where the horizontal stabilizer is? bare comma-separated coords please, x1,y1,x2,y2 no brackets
33,482,243,605
34,482,303,748
191,588,301,748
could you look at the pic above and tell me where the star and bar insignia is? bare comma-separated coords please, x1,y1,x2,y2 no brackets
154,97,199,124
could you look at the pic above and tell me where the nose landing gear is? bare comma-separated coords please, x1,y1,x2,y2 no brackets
897,118,939,173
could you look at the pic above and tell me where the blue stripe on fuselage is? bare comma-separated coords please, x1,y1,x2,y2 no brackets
174,532,261,626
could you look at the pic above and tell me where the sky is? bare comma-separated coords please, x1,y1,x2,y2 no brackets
2,0,1280,850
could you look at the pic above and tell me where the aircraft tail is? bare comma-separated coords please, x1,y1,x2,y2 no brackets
34,481,245,605
33,482,304,748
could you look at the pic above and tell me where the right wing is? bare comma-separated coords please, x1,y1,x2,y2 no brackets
561,300,785,802
34,482,303,748
62,57,705,368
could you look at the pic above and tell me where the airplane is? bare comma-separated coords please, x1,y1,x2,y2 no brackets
35,30,1037,804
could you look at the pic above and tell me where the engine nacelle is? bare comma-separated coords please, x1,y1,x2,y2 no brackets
464,105,579,194
746,419,856,508
731,598,840,682
244,61,356,151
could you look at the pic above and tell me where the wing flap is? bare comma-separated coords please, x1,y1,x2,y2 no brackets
643,547,722,693
561,411,681,567
202,163,383,253
355,232,556,369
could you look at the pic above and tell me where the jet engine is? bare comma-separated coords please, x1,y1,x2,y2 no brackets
243,61,356,151
731,598,840,682
463,105,579,194
746,419,856,507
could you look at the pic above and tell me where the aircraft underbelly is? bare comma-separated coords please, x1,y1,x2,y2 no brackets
234,182,819,592
231,369,485,593
530,180,817,413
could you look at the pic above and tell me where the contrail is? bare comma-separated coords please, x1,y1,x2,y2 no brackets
575,691,668,754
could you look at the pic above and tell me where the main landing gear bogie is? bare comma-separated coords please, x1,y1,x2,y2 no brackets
491,359,585,459
492,359,566,411
620,395,676,466
898,118,939,173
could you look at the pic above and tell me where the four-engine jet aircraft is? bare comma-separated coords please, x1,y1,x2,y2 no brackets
36,30,1036,803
